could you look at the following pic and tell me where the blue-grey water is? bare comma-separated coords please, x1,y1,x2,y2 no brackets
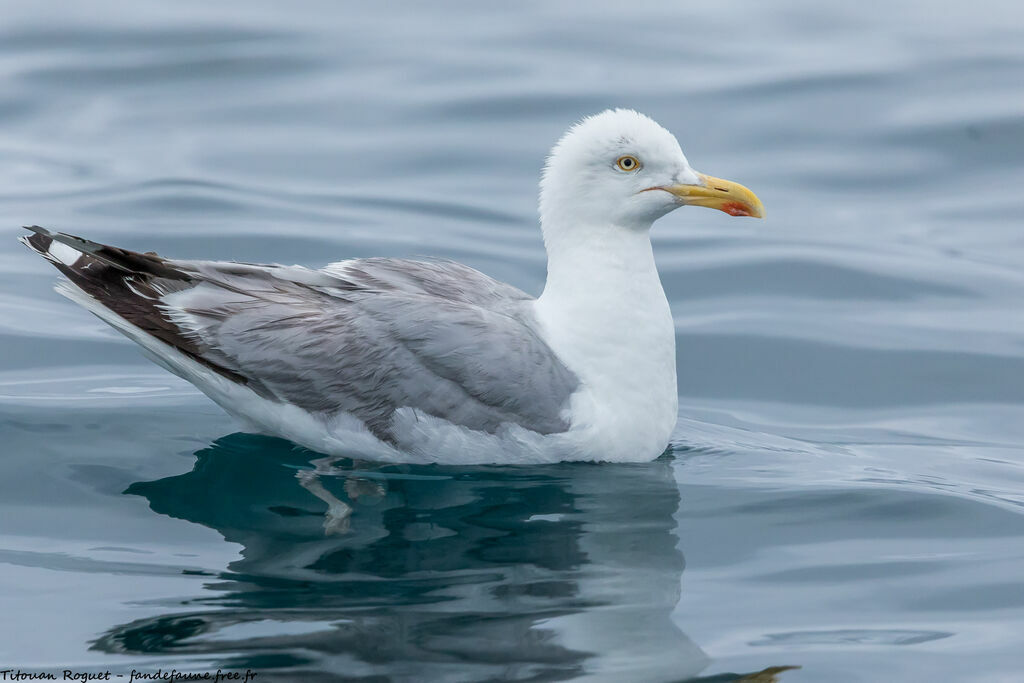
1,1,1023,681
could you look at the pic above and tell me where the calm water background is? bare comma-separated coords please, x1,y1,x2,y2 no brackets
1,1,1023,681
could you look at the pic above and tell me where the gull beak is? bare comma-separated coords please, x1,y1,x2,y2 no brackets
659,173,765,218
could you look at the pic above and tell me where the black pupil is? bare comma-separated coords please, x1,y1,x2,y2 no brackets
622,158,633,168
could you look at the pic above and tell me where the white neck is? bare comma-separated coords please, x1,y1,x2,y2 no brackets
533,217,678,459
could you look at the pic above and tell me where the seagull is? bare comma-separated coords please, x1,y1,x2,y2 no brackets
22,109,763,464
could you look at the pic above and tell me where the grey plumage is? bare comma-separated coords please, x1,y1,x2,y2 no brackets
21,227,579,444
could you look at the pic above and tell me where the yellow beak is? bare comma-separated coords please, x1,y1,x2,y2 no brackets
658,173,765,218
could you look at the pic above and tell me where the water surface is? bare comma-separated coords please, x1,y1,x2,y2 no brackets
2,1,1024,680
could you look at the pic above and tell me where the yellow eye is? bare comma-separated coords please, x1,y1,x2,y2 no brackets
616,155,641,172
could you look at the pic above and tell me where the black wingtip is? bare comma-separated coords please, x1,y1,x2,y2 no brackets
19,226,53,257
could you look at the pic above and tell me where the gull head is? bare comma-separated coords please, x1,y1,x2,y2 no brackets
539,109,764,233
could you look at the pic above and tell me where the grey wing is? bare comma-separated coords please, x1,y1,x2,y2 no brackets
322,257,535,308
22,227,579,443
199,289,579,441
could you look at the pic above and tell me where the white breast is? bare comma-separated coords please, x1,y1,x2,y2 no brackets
533,229,679,462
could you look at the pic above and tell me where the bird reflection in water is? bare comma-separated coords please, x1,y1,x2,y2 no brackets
91,433,795,682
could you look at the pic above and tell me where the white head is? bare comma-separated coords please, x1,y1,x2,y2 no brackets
539,110,763,241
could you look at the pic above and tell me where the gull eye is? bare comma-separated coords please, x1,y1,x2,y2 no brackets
615,155,641,172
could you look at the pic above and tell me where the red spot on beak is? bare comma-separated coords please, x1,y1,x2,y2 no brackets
721,202,752,217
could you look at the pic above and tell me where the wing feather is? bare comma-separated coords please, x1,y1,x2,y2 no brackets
22,227,579,443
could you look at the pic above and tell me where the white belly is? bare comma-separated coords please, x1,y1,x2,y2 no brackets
531,290,679,463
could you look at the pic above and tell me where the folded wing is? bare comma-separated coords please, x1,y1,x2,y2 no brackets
22,227,579,443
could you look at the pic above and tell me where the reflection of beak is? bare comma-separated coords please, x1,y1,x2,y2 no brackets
654,173,765,218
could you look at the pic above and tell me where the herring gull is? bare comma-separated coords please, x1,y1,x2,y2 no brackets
21,109,763,464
